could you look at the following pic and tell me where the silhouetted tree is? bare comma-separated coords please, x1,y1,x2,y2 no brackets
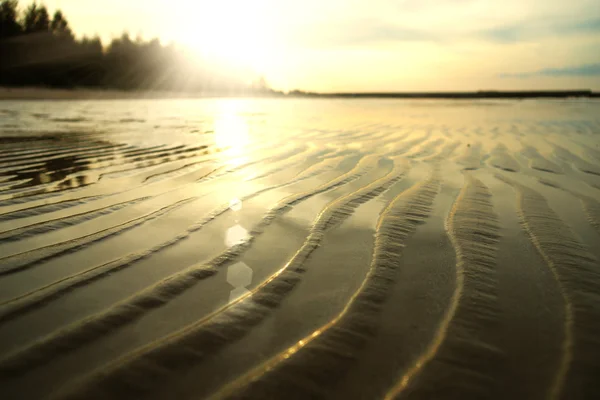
0,0,23,83
50,10,72,39
22,2,49,33
0,0,273,93
0,0,22,38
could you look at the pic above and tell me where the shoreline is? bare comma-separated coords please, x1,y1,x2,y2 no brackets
0,86,598,100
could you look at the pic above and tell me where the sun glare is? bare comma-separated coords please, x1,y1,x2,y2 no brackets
213,101,251,166
214,113,249,149
174,1,275,74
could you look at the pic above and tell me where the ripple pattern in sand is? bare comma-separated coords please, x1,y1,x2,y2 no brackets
0,99,599,400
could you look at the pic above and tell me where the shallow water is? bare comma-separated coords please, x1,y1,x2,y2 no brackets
0,98,599,400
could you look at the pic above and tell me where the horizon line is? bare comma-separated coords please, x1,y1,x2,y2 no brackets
285,89,599,99
1,87,598,100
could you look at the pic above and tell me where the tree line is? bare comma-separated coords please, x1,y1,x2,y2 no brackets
0,0,271,92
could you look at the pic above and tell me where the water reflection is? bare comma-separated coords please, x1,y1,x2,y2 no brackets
8,154,90,190
214,113,249,149
213,102,250,167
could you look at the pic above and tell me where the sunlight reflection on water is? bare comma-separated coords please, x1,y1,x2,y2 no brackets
213,102,251,167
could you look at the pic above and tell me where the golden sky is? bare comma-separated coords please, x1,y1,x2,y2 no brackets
42,0,600,92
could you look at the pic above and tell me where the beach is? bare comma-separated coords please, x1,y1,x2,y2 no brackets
0,97,599,399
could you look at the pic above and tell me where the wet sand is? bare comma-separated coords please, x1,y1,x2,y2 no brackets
0,98,599,399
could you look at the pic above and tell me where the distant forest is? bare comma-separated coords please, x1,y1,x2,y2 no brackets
0,0,273,93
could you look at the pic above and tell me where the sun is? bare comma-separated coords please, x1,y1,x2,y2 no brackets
173,1,275,74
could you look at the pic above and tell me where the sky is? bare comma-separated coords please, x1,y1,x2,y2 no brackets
38,0,600,92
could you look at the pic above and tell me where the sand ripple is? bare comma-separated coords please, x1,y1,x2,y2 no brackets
0,99,599,400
